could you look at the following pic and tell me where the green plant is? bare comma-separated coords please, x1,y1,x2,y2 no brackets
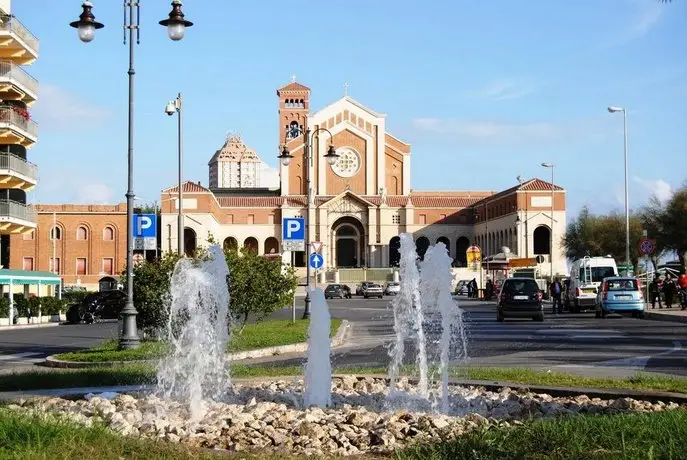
13,297,29,318
0,297,8,318
27,296,40,317
62,290,92,305
40,296,65,316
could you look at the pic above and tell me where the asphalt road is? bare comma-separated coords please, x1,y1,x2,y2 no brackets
1,296,686,378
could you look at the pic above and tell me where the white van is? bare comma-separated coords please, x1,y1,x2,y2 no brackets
567,256,619,312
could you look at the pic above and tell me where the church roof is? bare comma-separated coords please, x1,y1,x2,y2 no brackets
208,134,261,165
163,181,210,194
277,81,310,93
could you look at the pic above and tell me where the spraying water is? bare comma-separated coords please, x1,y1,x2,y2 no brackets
303,287,332,408
419,242,469,413
156,245,231,421
388,233,429,398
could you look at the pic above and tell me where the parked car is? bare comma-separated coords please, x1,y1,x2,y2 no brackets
66,290,127,324
595,276,645,319
384,282,400,295
356,281,375,296
454,280,470,295
324,284,352,299
496,277,544,322
363,283,384,299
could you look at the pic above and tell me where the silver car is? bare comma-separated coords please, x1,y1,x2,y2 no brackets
385,282,400,295
364,283,384,299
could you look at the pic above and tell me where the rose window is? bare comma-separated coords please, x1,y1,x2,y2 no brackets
332,148,361,178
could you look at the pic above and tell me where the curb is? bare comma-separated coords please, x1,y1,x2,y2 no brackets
2,373,687,405
41,320,351,369
0,322,65,332
645,311,687,324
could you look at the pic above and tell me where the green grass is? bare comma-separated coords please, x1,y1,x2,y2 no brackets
1,364,687,395
396,409,687,460
55,319,343,363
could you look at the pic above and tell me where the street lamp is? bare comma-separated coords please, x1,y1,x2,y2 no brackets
541,163,555,278
165,93,184,256
70,1,193,350
608,105,631,275
278,126,339,319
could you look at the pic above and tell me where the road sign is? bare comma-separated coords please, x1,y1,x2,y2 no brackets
283,240,305,252
134,237,156,250
309,253,324,270
282,217,305,241
639,238,656,255
311,242,323,253
133,253,144,266
133,214,156,238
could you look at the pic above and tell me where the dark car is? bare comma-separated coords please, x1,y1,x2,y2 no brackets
324,284,352,299
66,290,127,324
497,278,544,322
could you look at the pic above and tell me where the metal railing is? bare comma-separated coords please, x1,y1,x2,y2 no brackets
0,107,38,138
0,199,36,223
0,61,38,96
0,152,36,181
0,15,39,55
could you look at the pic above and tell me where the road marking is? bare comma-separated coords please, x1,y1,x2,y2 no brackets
558,341,683,371
0,352,43,361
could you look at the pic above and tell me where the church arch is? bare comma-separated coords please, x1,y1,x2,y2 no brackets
415,236,430,261
184,228,197,257
533,225,551,255
389,236,401,267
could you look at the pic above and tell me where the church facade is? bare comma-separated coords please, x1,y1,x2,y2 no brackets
159,81,568,277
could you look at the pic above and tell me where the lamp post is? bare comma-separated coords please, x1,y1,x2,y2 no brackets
70,1,193,350
278,126,339,319
608,105,631,275
541,163,555,278
165,93,184,256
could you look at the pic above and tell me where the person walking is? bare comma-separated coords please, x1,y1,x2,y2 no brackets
550,277,563,314
663,275,677,308
649,276,662,309
679,273,687,310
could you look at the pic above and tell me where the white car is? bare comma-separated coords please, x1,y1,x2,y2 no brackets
385,282,400,295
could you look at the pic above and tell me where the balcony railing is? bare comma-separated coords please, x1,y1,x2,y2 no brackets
0,152,36,181
0,15,39,56
0,199,36,223
0,107,38,139
0,61,38,96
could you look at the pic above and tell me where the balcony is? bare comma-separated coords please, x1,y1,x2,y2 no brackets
0,61,37,105
0,15,39,65
0,106,38,147
0,199,36,234
0,152,36,190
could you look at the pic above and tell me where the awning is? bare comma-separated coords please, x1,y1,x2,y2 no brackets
0,269,61,285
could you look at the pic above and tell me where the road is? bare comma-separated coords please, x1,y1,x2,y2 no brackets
1,296,686,378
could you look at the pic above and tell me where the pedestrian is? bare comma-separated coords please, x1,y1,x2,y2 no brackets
679,272,687,310
466,281,473,298
550,277,563,314
663,275,677,308
470,278,478,298
649,276,662,309
485,279,494,301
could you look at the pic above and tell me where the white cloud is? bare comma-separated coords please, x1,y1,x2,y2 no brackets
411,118,561,144
33,84,110,130
468,80,535,101
76,183,114,204
631,0,663,37
634,176,673,202
259,162,280,188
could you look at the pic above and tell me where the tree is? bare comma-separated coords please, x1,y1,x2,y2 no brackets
225,246,297,333
642,185,687,271
562,207,645,264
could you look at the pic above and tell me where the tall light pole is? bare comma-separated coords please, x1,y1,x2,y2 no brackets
70,1,193,350
608,105,631,275
278,126,339,319
541,163,555,278
165,93,184,256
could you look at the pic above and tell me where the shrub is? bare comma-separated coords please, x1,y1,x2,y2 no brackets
0,297,8,318
40,296,65,316
62,290,92,305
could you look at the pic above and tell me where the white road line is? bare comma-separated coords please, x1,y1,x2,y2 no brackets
558,341,683,371
0,352,43,361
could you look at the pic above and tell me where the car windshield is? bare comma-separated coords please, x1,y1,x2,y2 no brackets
580,266,617,283
503,279,539,295
326,285,340,291
606,279,639,291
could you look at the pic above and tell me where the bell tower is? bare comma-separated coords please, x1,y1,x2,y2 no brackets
277,77,310,145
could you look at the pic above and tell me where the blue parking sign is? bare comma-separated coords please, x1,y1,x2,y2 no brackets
133,214,157,238
282,217,305,240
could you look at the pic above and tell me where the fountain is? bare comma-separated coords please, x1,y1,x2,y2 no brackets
303,287,332,408
156,244,231,421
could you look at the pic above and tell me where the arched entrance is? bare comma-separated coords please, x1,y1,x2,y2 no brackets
332,216,365,268
455,236,469,266
436,236,450,256
184,228,197,256
416,236,430,261
244,237,259,253
223,237,238,252
389,236,401,267
533,225,551,255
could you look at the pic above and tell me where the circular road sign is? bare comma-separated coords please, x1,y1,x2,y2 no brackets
639,238,655,255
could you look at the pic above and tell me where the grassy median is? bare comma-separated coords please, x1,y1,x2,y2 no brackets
54,319,342,363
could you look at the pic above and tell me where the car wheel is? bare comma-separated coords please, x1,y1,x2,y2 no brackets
631,311,638,318
638,311,645,319
534,313,544,322
595,309,601,319
497,309,504,322
601,309,607,319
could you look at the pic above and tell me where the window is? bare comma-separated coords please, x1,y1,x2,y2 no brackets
579,266,617,283
604,278,639,291
102,258,114,276
76,226,88,240
103,226,115,241
49,258,61,274
419,214,427,225
50,227,61,240
392,214,401,224
76,258,87,276
227,215,234,224
23,230,34,240
247,214,255,225
268,214,275,224
22,257,34,271
503,279,540,295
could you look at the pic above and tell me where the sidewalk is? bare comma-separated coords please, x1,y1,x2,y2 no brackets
645,305,687,324
0,322,63,332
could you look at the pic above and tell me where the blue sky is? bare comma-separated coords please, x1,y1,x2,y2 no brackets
16,0,686,216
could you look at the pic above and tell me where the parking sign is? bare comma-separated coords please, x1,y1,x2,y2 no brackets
133,214,157,238
282,217,305,240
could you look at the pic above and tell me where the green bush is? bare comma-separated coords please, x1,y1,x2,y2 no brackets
62,290,92,305
13,297,29,318
40,296,65,316
0,297,8,318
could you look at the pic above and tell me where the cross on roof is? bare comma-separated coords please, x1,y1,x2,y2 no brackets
290,74,297,83
343,82,349,96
